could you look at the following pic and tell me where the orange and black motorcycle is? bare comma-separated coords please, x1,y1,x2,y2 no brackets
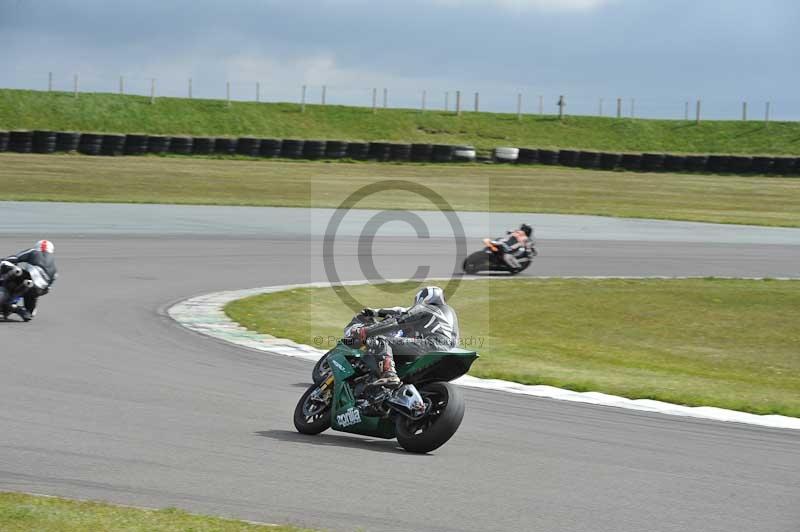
462,238,537,275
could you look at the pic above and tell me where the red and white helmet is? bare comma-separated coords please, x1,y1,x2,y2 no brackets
37,240,54,254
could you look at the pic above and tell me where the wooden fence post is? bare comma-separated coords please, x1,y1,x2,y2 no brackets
73,74,79,98
742,101,747,121
383,88,387,109
188,78,192,99
256,82,260,102
150,78,156,104
616,97,622,118
557,95,565,119
445,92,449,112
517,93,522,121
226,81,231,107
322,85,326,105
695,99,701,124
456,90,461,115
372,88,377,113
421,90,426,112
474,92,479,112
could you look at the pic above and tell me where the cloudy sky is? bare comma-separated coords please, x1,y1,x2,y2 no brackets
2,0,798,119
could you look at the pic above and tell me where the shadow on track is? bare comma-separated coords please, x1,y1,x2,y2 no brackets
255,429,424,456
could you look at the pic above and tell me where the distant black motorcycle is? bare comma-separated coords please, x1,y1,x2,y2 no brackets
462,238,537,275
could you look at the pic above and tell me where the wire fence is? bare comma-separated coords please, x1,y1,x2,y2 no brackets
6,71,798,122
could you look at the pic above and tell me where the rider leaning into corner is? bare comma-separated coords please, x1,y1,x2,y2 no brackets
343,286,459,387
0,240,58,321
496,223,534,271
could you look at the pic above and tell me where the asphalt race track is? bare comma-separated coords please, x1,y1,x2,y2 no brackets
1,204,799,532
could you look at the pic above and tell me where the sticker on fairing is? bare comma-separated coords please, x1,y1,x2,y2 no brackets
336,407,362,427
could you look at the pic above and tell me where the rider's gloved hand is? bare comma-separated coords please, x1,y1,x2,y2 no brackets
360,308,376,317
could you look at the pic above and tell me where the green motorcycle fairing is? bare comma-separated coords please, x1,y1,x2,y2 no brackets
325,341,478,439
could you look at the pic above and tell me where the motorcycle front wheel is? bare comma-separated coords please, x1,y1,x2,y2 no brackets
293,384,332,435
463,251,489,274
312,352,331,385
395,382,465,453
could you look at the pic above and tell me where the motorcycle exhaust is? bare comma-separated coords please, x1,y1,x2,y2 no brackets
387,384,427,419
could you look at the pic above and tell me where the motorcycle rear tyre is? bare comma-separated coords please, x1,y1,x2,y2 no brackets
395,382,464,453
293,384,332,435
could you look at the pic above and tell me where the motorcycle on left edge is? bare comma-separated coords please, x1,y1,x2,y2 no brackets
296,337,478,453
0,261,35,321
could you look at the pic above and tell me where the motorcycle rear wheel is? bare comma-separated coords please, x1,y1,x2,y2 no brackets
395,382,465,453
293,384,332,435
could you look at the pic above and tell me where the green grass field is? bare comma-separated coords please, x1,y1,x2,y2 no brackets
225,278,800,417
0,493,313,532
3,89,800,154
3,153,800,227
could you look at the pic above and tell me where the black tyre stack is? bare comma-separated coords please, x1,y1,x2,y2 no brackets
368,142,391,162
147,135,171,154
771,157,796,176
32,130,57,154
302,140,327,160
750,156,773,174
9,131,33,153
538,149,559,165
452,145,476,163
706,155,731,173
100,134,125,156
324,140,348,159
431,144,454,163
684,155,708,172
728,156,753,174
78,133,103,155
558,149,580,167
192,137,215,155
389,143,412,162
410,143,433,162
169,136,193,155
641,153,665,172
598,152,621,170
663,154,687,172
577,151,600,169
123,134,148,155
258,139,282,158
345,141,369,160
214,137,237,155
101,134,124,156
0,131,8,152
620,153,642,171
517,148,538,165
236,137,261,157
281,139,305,158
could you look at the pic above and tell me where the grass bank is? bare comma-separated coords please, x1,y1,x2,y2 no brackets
3,153,800,227
225,278,800,417
0,492,313,532
2,89,800,154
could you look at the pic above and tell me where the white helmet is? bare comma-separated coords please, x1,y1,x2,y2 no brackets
37,240,54,254
414,286,446,306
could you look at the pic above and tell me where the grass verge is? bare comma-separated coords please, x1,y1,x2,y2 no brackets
0,492,314,532
225,278,800,417
3,89,800,155
3,153,800,227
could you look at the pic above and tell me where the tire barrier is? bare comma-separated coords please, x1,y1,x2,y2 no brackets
0,131,9,152
663,154,687,172
432,144,455,163
214,137,237,155
410,143,433,162
493,147,518,163
685,155,708,172
577,151,600,169
281,139,305,158
192,137,215,155
517,148,539,165
558,149,580,167
303,140,327,160
32,130,57,154
9,131,33,153
620,153,643,171
389,143,412,162
78,133,103,156
10,129,796,177
123,134,148,155
706,155,731,173
598,152,621,170
100,134,126,156
169,136,193,155
147,135,170,155
641,153,665,172
453,146,476,162
368,142,391,162
346,141,369,160
236,137,260,157
259,138,282,158
324,140,348,159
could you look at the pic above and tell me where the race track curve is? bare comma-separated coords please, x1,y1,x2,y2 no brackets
1,204,799,532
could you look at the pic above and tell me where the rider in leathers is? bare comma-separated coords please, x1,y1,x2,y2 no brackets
496,223,534,271
0,240,58,321
345,286,459,387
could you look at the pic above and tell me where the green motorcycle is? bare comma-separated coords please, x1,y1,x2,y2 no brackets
294,340,478,453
